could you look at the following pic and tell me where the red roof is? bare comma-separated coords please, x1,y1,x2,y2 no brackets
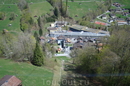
95,21,106,26
0,75,22,86
40,36,45,40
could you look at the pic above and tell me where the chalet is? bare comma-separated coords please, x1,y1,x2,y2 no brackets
0,75,22,86
73,42,83,49
109,14,116,18
101,14,107,20
50,23,55,27
47,27,58,33
57,35,66,40
112,3,121,7
109,9,116,12
57,35,66,48
107,18,114,23
126,17,130,24
115,8,122,12
122,12,129,16
54,21,68,27
39,36,45,44
116,18,127,25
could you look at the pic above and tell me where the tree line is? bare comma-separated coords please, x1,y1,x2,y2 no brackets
70,25,130,86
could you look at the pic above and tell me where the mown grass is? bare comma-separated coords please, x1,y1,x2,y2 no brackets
56,56,71,61
0,5,21,32
0,0,46,4
29,2,53,21
0,58,53,86
67,2,98,20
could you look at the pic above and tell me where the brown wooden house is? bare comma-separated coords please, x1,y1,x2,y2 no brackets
0,75,22,86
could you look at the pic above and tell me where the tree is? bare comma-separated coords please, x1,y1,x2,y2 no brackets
13,32,36,61
9,12,16,20
39,28,43,36
0,12,5,20
60,3,68,17
0,33,16,59
34,31,39,42
17,0,28,10
54,7,60,18
97,27,130,86
20,9,34,32
37,16,43,29
31,42,44,66
71,47,98,73
20,23,28,32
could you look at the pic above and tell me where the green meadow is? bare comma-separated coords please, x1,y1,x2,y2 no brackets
0,0,46,4
29,2,53,21
68,2,98,20
0,5,21,32
0,58,53,86
56,56,71,61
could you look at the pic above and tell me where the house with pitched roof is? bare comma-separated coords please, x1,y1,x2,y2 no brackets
0,75,22,86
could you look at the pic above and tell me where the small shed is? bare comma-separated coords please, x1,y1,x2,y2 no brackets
0,75,22,86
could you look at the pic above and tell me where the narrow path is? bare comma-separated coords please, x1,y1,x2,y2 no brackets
51,60,64,86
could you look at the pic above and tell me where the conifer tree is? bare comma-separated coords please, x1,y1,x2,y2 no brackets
39,28,43,37
31,42,44,66
34,31,39,42
54,7,59,18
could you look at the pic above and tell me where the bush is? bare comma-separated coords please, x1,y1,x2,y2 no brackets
0,12,5,20
9,12,16,20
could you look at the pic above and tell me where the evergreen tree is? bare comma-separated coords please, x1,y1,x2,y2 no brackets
37,16,43,29
54,7,59,18
34,31,39,42
31,42,44,66
39,28,43,36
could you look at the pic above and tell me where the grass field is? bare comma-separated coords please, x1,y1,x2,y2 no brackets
0,5,21,32
56,56,71,61
0,58,53,86
29,2,53,21
68,2,98,20
0,0,46,4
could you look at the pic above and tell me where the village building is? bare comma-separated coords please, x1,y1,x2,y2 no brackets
109,14,116,19
69,25,109,34
101,14,107,20
49,25,110,37
0,75,22,86
95,21,108,26
107,18,114,23
116,18,128,25
54,21,68,27
47,27,58,33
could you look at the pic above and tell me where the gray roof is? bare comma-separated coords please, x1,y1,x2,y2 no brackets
69,25,109,33
50,31,110,37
